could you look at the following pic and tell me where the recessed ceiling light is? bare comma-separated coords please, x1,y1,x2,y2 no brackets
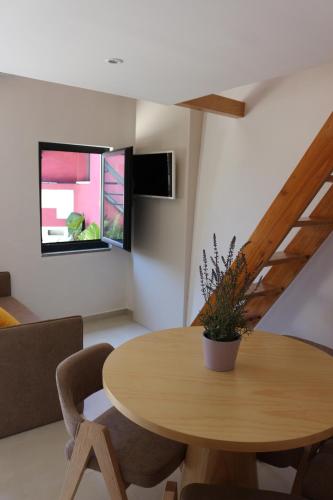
106,58,124,64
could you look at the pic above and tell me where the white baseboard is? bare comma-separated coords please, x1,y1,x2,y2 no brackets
83,308,133,321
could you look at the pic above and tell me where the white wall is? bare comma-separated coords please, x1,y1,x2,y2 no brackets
132,101,202,331
0,75,136,319
188,61,333,348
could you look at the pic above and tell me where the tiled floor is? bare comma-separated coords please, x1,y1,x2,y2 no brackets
0,314,294,499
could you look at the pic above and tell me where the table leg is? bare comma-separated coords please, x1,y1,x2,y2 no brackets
181,445,258,489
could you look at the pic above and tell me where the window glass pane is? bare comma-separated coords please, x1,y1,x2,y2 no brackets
103,151,125,245
41,150,101,243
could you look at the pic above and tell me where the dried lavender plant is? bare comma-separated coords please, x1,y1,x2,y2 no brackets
199,234,258,341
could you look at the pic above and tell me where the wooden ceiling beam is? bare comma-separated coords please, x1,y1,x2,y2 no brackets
177,93,245,117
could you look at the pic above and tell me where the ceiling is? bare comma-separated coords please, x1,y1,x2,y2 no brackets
2,1,333,104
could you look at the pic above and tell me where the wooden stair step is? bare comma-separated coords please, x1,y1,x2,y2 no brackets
245,283,283,298
293,217,333,227
245,313,262,324
265,251,308,266
326,174,333,182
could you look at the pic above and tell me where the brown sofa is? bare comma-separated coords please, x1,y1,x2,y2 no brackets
0,271,83,438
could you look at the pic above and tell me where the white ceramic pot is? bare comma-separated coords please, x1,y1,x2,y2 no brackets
202,333,241,371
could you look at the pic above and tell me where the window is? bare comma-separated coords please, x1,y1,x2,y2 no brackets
40,142,110,254
39,142,133,254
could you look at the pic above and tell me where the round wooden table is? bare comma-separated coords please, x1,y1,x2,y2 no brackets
103,327,333,488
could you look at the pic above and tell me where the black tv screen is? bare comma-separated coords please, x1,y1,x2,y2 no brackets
133,151,175,199
101,147,133,252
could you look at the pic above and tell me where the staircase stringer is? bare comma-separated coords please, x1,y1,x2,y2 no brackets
192,112,333,327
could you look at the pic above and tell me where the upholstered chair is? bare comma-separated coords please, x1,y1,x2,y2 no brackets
164,437,333,500
257,336,333,494
56,343,186,500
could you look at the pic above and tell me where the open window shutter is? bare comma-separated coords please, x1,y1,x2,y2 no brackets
101,147,133,251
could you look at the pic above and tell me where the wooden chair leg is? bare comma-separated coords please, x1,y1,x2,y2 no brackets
163,481,178,500
59,421,127,500
59,422,94,500
291,444,318,495
92,424,128,500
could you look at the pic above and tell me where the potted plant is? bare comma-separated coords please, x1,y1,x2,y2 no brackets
199,234,256,371
66,212,85,240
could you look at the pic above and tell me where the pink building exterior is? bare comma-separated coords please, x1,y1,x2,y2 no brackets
41,150,125,238
41,152,101,228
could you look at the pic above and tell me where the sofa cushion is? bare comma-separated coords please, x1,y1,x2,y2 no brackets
0,307,20,327
0,296,39,324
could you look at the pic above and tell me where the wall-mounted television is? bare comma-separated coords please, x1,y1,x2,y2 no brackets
133,151,175,199
101,147,133,252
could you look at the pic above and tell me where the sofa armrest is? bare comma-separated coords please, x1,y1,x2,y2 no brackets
0,272,11,297
0,315,83,438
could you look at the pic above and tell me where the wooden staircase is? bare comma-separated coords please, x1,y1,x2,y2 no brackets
192,113,333,327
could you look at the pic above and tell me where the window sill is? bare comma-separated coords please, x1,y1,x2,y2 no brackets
41,240,110,256
42,247,111,257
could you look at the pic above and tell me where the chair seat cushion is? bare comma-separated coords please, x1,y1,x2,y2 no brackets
257,447,304,468
180,484,304,500
66,407,186,488
320,439,333,455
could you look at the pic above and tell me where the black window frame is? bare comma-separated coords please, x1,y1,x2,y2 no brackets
39,142,110,254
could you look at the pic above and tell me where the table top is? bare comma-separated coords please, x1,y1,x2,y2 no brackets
103,327,333,452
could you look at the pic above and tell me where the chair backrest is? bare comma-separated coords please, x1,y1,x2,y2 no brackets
295,337,333,500
287,336,333,357
302,440,333,500
56,343,113,438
